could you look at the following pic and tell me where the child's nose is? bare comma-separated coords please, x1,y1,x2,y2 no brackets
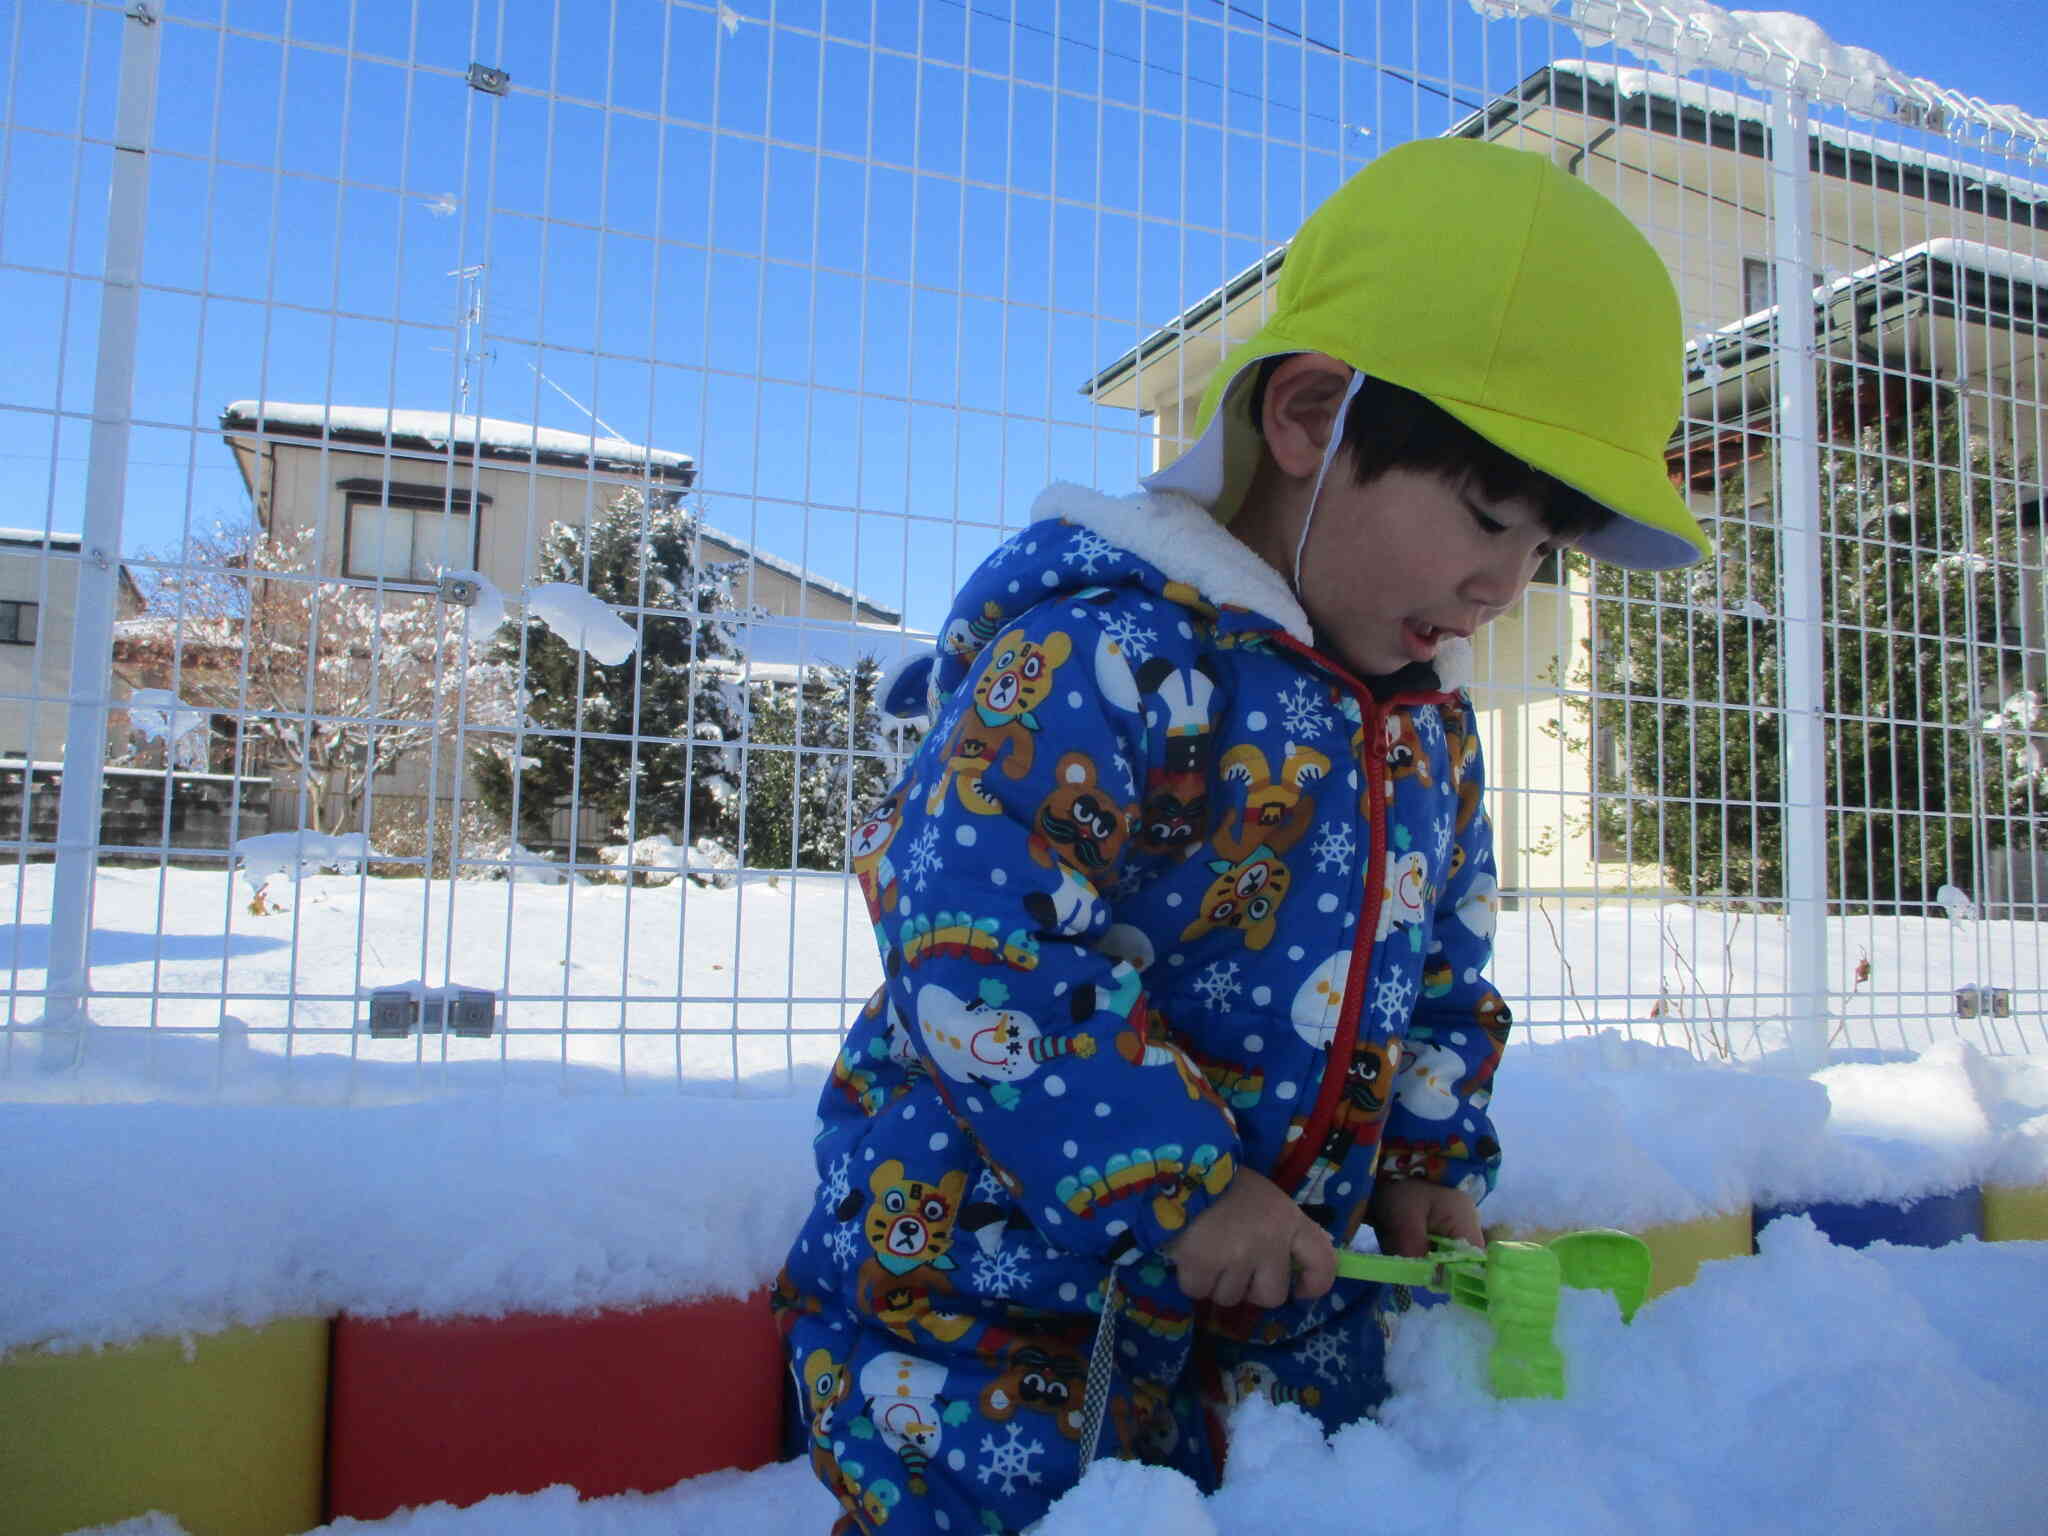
1460,558,1525,614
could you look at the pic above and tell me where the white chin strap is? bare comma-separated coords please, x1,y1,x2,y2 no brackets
1291,369,1367,599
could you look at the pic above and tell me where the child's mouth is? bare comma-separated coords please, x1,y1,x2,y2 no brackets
1401,619,1442,660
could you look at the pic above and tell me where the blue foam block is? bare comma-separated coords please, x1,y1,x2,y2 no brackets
1753,1187,1982,1250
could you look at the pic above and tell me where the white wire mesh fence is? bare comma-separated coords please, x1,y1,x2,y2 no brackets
2,0,2044,1098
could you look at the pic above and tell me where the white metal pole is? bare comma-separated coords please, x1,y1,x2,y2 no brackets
41,1,162,1062
1769,88,1829,1070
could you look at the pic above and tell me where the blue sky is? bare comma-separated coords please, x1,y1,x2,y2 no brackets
2,0,2042,636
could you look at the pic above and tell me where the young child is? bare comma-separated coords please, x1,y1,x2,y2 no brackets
774,137,1708,1533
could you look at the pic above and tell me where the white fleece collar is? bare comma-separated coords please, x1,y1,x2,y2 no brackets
1027,481,1473,694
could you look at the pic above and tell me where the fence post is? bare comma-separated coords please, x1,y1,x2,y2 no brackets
40,2,162,1062
1769,88,1831,1070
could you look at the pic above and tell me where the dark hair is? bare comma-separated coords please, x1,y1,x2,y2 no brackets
1251,362,1615,542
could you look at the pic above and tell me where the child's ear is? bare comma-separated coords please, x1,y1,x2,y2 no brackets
1258,354,1355,480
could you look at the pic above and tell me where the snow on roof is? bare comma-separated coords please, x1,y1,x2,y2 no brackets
0,527,82,547
1687,236,2048,359
222,401,695,478
1547,61,2048,208
1480,1,2048,152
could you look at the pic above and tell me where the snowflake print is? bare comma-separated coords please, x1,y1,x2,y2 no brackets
972,1165,1008,1204
1371,969,1419,1030
1310,820,1357,875
1108,865,1148,902
1192,959,1243,1012
970,1244,1033,1298
823,1152,853,1213
1112,747,1137,798
1279,677,1335,740
905,823,943,892
1414,704,1443,747
977,1422,1046,1495
985,529,1032,568
1433,813,1453,862
1101,610,1158,664
1060,528,1120,576
1293,1327,1348,1387
824,1222,862,1269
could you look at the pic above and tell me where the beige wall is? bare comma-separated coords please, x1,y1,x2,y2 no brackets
0,545,81,761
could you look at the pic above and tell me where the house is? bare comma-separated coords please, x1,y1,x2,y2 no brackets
115,402,906,846
0,528,146,762
1082,60,2048,896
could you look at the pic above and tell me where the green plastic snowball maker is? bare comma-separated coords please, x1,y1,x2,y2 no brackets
1334,1230,1652,1399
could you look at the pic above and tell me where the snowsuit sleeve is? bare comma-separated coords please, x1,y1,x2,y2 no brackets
884,602,1243,1265
1383,696,1506,1203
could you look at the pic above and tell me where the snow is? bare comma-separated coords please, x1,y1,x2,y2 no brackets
525,582,637,665
221,402,694,475
122,689,209,767
3,863,2045,1531
61,1227,2046,1536
0,525,81,547
1471,2,2048,149
0,1089,816,1356
232,830,373,895
1538,59,2048,205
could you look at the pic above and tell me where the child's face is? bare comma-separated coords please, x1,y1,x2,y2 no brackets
1299,464,1563,677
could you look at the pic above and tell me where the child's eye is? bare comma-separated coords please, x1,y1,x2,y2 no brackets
1465,503,1507,535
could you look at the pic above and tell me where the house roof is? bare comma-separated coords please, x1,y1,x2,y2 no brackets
1455,62,2048,222
1081,60,2048,404
1672,236,2048,465
694,523,902,627
0,526,146,607
1688,237,2048,377
220,401,697,484
217,401,904,632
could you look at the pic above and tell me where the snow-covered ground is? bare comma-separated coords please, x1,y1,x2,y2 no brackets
7,863,2046,1534
4,864,2043,1101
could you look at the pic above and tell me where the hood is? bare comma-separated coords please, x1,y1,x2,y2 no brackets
882,483,1471,722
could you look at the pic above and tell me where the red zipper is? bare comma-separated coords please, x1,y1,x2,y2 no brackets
1267,632,1453,1198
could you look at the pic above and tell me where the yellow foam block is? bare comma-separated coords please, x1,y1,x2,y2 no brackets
1491,1208,1753,1301
1982,1184,2048,1242
0,1317,328,1536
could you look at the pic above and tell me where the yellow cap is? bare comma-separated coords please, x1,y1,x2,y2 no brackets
1146,138,1709,569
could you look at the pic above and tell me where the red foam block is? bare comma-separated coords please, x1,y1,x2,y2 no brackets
326,1290,784,1520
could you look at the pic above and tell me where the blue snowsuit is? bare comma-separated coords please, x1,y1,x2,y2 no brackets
775,484,1509,1534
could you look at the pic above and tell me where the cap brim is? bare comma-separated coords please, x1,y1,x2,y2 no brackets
1143,343,1710,571
1428,397,1708,570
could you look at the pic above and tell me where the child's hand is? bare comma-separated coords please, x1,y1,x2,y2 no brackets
1366,1176,1484,1258
1164,1169,1337,1308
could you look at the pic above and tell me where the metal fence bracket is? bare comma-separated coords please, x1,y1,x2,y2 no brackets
366,985,498,1039
438,573,481,608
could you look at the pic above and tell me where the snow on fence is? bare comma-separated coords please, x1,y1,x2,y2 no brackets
2,0,2045,1097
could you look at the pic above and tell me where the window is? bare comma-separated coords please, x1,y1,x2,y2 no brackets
0,600,38,645
1741,257,1828,320
1741,257,1775,317
339,480,485,581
